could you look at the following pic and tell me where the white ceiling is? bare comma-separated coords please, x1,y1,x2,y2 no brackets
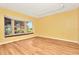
0,3,79,18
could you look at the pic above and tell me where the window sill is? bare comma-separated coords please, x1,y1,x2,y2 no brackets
5,33,33,38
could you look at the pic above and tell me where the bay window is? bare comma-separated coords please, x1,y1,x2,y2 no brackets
4,17,33,37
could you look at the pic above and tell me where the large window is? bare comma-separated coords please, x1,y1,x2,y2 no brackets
14,20,25,34
26,21,33,33
4,17,12,36
4,17,33,37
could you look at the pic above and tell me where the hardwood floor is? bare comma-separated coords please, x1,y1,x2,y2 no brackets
0,36,79,55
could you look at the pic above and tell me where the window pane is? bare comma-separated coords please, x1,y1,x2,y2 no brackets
4,17,12,35
26,21,33,33
14,20,25,34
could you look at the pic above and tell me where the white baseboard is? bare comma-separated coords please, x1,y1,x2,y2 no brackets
0,34,36,45
0,35,78,45
38,35,79,44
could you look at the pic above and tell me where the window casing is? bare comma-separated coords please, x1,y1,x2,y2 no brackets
4,17,33,37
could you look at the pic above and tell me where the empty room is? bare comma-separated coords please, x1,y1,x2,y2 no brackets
0,3,79,55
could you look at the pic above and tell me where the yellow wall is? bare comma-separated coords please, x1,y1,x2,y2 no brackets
36,8,79,43
0,8,38,45
0,15,4,41
0,7,79,45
